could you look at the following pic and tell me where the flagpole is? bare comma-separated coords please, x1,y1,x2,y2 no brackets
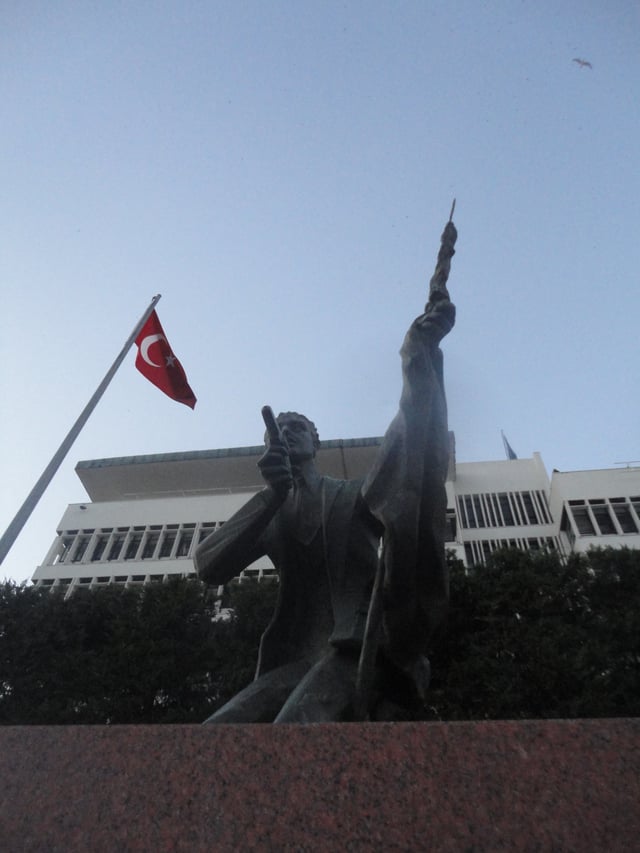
0,294,162,566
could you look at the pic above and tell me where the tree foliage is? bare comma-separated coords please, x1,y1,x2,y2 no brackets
0,577,277,724
427,547,640,720
1,548,638,724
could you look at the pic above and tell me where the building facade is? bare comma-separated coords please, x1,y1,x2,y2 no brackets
447,453,561,567
550,467,640,553
32,437,640,597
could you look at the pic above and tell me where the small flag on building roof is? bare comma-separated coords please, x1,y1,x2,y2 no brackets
501,430,517,460
135,310,197,409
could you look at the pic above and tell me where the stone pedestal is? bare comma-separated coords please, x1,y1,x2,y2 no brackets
1,719,638,850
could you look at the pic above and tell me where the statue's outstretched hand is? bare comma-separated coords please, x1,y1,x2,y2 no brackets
441,220,457,251
258,442,293,499
259,406,293,500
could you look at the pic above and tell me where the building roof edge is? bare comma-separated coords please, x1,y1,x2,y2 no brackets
76,437,384,471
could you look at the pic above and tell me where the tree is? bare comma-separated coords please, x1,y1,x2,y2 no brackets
212,579,279,707
0,577,276,725
1,548,638,724
427,547,640,720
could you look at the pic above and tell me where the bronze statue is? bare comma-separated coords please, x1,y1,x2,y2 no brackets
195,216,457,722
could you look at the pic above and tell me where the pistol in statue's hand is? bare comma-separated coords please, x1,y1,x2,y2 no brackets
258,406,293,499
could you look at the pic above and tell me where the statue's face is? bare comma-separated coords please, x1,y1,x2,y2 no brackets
277,414,316,462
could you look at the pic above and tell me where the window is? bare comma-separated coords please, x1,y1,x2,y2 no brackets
71,535,91,563
571,506,595,535
55,537,75,564
159,529,177,558
513,493,527,525
521,493,538,524
591,505,616,536
560,508,575,546
176,526,195,557
141,531,160,559
472,496,485,527
535,491,552,523
91,535,110,562
458,491,552,530
125,532,143,560
612,504,638,534
108,533,126,561
485,495,498,527
498,493,515,526
445,510,457,542
456,497,469,529
198,522,217,543
463,496,477,528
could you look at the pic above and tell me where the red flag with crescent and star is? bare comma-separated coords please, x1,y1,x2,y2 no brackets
135,310,197,409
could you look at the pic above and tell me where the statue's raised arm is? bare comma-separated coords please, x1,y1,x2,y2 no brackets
359,213,457,709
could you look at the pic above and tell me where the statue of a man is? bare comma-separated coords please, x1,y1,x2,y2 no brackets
195,220,457,722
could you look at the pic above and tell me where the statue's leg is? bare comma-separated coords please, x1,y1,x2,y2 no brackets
273,649,359,723
203,660,310,724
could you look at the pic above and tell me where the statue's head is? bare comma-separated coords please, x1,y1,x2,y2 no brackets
269,411,320,462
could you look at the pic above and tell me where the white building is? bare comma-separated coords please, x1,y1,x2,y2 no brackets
32,439,379,598
32,437,640,597
447,451,560,567
550,467,640,554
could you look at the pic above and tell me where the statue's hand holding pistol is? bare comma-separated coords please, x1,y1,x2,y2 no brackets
258,405,293,500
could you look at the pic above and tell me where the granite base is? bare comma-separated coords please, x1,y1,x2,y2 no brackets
1,719,638,851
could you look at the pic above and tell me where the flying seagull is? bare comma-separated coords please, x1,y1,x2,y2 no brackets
573,58,593,69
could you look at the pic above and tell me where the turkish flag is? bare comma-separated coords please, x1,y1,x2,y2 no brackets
135,311,197,409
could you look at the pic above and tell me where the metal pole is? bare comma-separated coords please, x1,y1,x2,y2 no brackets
0,294,162,565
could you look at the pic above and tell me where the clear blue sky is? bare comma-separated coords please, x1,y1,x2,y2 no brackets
2,1,638,583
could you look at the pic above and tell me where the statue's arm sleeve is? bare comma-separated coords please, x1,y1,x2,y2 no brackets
360,309,453,664
194,489,281,585
361,307,452,511
359,222,456,666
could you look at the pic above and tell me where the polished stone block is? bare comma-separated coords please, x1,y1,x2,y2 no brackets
1,719,638,851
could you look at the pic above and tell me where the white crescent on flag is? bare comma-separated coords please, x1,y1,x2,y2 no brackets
140,333,168,368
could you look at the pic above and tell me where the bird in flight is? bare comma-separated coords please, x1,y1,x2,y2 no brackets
573,58,593,69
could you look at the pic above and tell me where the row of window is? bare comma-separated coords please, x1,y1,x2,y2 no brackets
37,570,198,588
50,522,222,566
457,490,551,530
562,497,640,539
45,494,640,572
463,536,560,567
35,566,279,599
